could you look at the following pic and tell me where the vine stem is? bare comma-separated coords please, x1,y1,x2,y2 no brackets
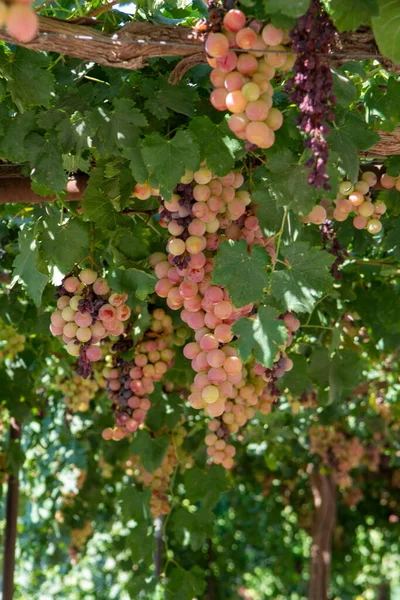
2,419,22,600
273,207,288,269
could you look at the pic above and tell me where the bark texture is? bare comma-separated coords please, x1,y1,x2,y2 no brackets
2,420,21,600
0,174,87,205
0,17,398,73
308,472,336,600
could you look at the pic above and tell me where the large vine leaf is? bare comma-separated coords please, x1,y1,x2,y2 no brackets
141,130,200,197
108,267,156,301
11,230,49,306
372,0,400,64
130,430,170,472
232,305,288,368
264,150,317,215
39,211,91,272
0,48,54,109
212,240,270,307
166,566,206,600
262,0,311,17
270,242,334,313
188,116,244,177
330,0,379,31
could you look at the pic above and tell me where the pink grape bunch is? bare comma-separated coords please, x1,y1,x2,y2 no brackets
124,424,188,517
50,268,131,377
205,9,293,148
303,171,387,235
101,308,176,442
0,0,39,43
150,167,298,467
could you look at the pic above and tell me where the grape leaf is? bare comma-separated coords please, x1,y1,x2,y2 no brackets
0,111,37,162
130,430,170,472
171,507,214,552
108,267,156,301
212,240,269,307
364,79,400,132
11,230,49,306
139,76,200,118
24,133,66,193
332,70,358,107
270,242,334,313
166,566,206,600
0,48,54,109
183,466,228,508
120,486,152,523
372,0,400,64
142,130,200,197
265,150,317,215
188,116,244,177
253,186,284,236
39,211,91,272
232,305,288,368
330,0,379,31
262,0,310,17
89,98,147,153
83,190,126,230
277,355,309,395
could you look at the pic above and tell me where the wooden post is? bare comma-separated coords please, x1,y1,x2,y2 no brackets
2,419,21,600
308,472,336,600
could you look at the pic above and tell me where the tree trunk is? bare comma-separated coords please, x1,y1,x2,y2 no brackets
377,582,391,600
2,420,21,600
308,472,336,600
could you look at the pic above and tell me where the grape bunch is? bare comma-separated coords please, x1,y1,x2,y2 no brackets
206,9,291,148
50,268,131,377
102,308,176,441
309,425,365,489
0,0,38,43
303,171,387,234
124,424,189,517
285,0,336,189
56,372,104,413
151,166,297,467
0,318,25,360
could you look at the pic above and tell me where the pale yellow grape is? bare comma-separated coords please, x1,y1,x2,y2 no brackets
367,219,382,234
202,385,220,404
339,181,354,195
242,82,261,102
358,202,374,217
168,238,186,256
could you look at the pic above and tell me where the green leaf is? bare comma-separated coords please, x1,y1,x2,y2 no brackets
372,0,400,64
108,267,156,301
83,190,126,230
332,70,358,107
265,150,317,215
212,240,269,307
166,566,206,600
130,430,170,472
0,111,36,162
39,212,90,272
0,48,54,108
120,486,152,523
270,242,334,313
253,186,284,236
90,98,147,152
11,230,49,306
262,0,311,17
24,133,66,193
140,76,200,118
278,355,309,395
330,0,379,31
384,156,400,177
364,79,400,132
232,305,288,368
141,130,200,197
122,145,149,183
188,116,244,177
170,507,213,552
183,465,228,508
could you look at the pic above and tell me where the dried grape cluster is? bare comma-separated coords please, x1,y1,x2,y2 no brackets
50,268,131,378
102,309,176,441
206,8,292,148
124,424,189,517
320,220,347,280
285,0,336,189
151,166,297,467
304,171,387,234
0,0,38,42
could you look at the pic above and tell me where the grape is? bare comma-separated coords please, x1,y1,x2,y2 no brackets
265,107,283,131
380,173,396,189
242,82,261,102
362,171,378,186
133,181,153,200
210,88,228,111
367,219,382,234
226,90,248,113
246,100,269,121
359,202,374,217
236,27,258,50
245,122,274,148
308,205,327,225
7,4,38,43
261,23,284,46
168,238,186,256
206,32,230,58
223,9,246,32
79,268,98,285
